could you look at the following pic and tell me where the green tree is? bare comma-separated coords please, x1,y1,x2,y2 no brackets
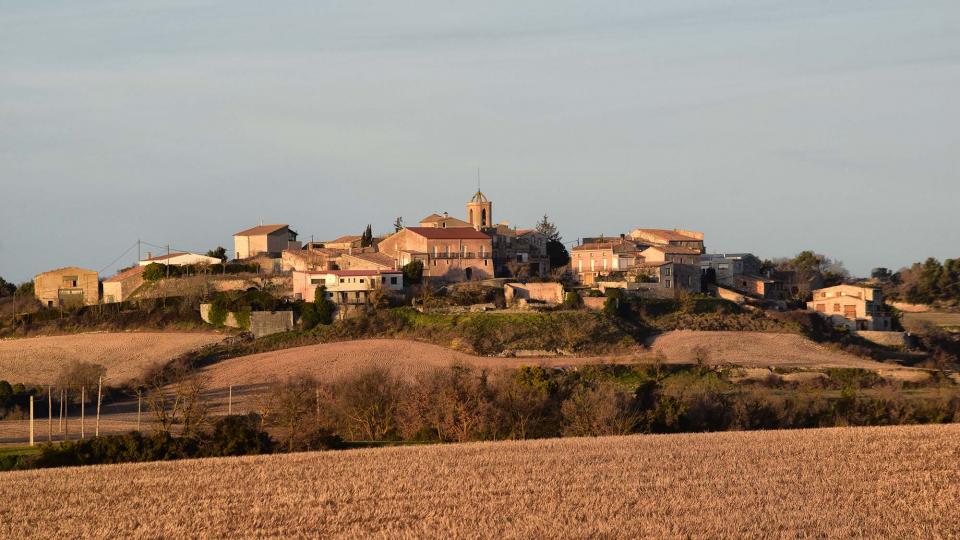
0,277,15,297
393,217,404,233
314,286,335,325
206,246,228,262
360,224,374,247
536,215,570,268
402,260,424,285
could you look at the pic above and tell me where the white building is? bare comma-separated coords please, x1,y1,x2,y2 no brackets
139,252,222,267
293,269,403,305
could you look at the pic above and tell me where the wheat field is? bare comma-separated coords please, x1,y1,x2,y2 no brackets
0,332,224,385
2,424,958,538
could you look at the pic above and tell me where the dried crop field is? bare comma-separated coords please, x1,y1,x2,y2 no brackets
0,332,223,385
1,424,957,537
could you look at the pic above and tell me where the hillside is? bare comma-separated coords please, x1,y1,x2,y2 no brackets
0,332,224,385
202,332,895,388
2,424,957,537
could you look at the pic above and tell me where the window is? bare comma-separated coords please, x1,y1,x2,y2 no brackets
390,276,398,285
815,304,825,313
359,278,365,284
833,303,841,313
665,278,671,288
340,278,345,283
664,268,671,276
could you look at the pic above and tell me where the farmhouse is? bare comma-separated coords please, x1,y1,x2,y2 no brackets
808,284,893,331
292,269,403,305
102,265,145,304
234,224,301,259
33,267,99,307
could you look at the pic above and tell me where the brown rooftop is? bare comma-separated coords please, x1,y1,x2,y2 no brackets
234,224,289,237
406,227,490,240
104,265,145,282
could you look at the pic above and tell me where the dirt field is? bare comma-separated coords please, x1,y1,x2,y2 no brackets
0,332,224,385
203,332,891,389
1,424,957,537
646,330,887,368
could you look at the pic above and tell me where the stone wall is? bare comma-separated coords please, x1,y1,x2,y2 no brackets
250,311,294,337
200,303,294,338
504,282,564,305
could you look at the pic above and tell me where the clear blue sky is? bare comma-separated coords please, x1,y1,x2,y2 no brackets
2,1,958,282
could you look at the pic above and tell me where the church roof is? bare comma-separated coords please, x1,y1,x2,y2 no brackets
469,190,488,203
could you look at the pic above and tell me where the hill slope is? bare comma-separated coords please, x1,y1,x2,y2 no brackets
202,331,890,388
0,332,224,385
2,424,957,537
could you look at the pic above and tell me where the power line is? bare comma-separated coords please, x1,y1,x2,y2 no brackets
97,241,139,274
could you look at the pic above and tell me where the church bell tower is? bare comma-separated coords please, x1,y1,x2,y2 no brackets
466,190,492,230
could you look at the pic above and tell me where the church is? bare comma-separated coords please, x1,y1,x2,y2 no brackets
377,190,550,283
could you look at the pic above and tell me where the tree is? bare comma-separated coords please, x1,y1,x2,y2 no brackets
259,375,320,452
393,217,404,233
535,215,561,242
561,382,640,437
333,366,405,441
56,361,106,403
314,286,335,325
603,288,629,318
206,246,228,262
402,260,424,285
0,277,15,297
146,368,209,437
360,224,374,248
871,267,893,281
536,214,570,269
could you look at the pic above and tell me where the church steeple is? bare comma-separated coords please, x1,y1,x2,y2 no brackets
466,190,492,229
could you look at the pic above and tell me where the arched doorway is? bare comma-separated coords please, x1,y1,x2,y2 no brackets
465,267,473,281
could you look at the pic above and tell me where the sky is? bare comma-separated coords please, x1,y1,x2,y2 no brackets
1,0,958,282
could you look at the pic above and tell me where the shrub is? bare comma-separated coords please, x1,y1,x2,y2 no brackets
402,260,424,285
562,291,583,310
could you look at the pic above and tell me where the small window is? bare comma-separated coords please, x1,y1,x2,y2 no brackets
833,303,841,313
340,278,345,283
359,278,365,284
391,276,398,285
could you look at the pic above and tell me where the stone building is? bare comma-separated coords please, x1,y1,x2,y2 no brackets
34,267,99,307
808,284,892,331
233,224,301,259
377,227,494,283
628,229,705,253
571,237,644,284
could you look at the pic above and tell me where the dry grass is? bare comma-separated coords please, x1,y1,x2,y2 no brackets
0,332,224,385
1,424,958,537
902,311,960,332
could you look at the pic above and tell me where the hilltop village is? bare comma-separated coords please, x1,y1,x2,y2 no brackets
21,189,903,339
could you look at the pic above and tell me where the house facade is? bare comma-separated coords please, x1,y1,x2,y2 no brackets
808,284,893,331
34,267,99,307
377,227,494,283
699,253,760,286
234,224,300,259
292,269,403,305
571,238,643,284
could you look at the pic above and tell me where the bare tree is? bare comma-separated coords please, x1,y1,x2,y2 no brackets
561,382,641,437
258,375,322,452
333,366,405,441
145,367,210,436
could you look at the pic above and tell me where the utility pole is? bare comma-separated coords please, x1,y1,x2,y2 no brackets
81,386,85,439
29,396,34,447
137,389,142,432
95,375,102,437
228,385,233,415
166,244,171,279
63,388,69,441
47,386,52,442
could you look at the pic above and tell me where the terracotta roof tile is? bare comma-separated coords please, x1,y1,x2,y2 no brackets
234,224,289,236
